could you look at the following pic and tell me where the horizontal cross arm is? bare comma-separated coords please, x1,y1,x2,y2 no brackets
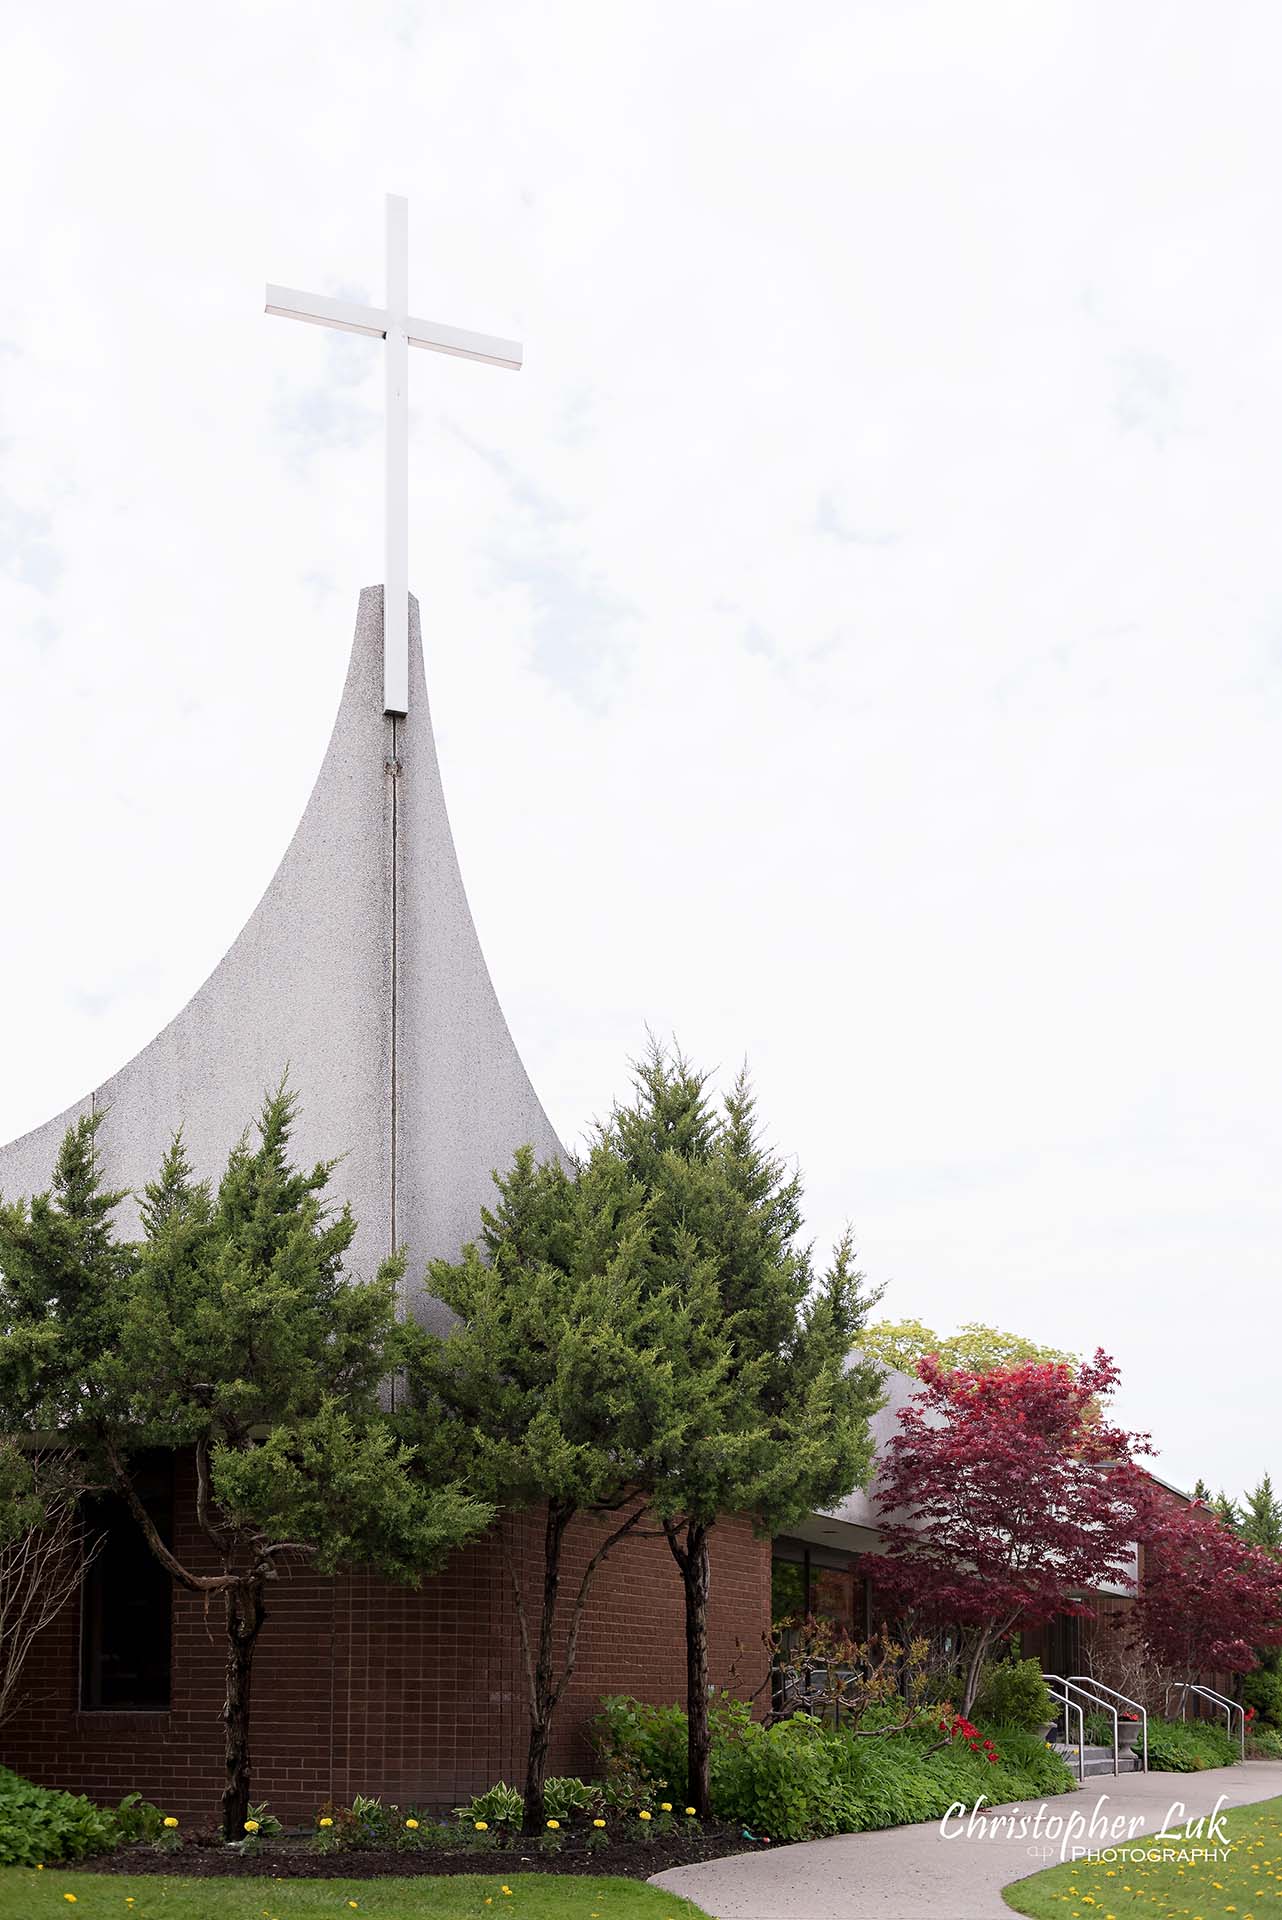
264,284,389,340
406,314,522,371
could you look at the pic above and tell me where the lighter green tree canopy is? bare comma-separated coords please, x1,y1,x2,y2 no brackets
859,1316,1079,1378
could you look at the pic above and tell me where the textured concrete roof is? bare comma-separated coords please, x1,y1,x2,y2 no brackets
0,589,564,1329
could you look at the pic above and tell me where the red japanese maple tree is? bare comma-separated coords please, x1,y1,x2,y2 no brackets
1131,1485,1282,1676
861,1349,1150,1712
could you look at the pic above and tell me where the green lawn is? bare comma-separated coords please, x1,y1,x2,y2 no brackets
1003,1793,1282,1918
0,1870,709,1920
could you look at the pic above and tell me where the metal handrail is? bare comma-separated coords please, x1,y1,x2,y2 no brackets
1042,1672,1086,1783
1192,1682,1246,1760
1166,1680,1247,1759
1069,1675,1147,1773
1058,1677,1120,1776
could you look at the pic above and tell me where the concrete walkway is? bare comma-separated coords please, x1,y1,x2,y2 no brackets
650,1759,1282,1920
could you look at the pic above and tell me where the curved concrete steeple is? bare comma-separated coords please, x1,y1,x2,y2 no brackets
0,590,563,1324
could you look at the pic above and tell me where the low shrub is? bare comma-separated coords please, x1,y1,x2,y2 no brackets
595,1695,689,1794
0,1767,159,1868
453,1782,524,1829
594,1691,752,1799
592,1696,1076,1845
710,1714,846,1842
1248,1725,1282,1759
972,1659,1058,1732
543,1777,602,1822
313,1797,444,1850
1243,1663,1282,1728
1145,1715,1239,1772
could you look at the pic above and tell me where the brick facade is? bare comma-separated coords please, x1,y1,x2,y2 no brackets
0,1457,772,1819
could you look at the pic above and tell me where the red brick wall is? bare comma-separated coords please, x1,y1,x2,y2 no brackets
0,1458,771,1821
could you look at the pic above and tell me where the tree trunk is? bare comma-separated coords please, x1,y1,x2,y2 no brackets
680,1521,713,1818
222,1581,266,1840
960,1630,993,1719
520,1501,572,1835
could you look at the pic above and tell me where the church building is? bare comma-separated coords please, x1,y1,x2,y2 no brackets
0,589,773,1816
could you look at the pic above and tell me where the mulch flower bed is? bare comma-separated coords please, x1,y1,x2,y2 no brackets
77,1823,759,1881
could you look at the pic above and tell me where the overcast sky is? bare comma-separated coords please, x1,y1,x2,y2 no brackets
2,1,1279,1499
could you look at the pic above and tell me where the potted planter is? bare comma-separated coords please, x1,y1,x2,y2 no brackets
1039,1720,1059,1744
1117,1717,1142,1751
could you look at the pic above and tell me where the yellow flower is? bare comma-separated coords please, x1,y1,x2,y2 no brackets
405,1818,419,1830
503,1889,513,1897
475,1820,489,1831
639,1809,652,1821
592,1817,606,1828
163,1816,179,1828
685,1806,697,1815
244,1819,260,1833
547,1818,560,1829
661,1802,672,1812
319,1817,334,1828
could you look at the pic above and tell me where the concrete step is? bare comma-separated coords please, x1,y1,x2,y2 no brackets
1051,1741,1142,1776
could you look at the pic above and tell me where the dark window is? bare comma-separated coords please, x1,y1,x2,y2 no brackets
80,1455,174,1710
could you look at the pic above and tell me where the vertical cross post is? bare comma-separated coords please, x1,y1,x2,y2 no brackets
266,196,523,718
384,194,410,717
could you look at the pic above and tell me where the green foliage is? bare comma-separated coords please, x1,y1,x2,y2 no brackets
593,1696,1075,1843
1240,1472,1282,1551
543,1778,602,1822
607,1046,885,1536
595,1695,692,1795
603,1043,885,1815
0,1088,490,1837
244,1800,283,1838
454,1783,525,1828
858,1318,1079,1378
1249,1725,1282,1758
0,1442,45,1546
401,1134,722,1829
594,1692,754,1800
342,1795,395,1844
712,1714,845,1841
0,1767,160,1868
404,1141,703,1518
1243,1660,1282,1727
971,1658,1056,1732
1144,1714,1239,1771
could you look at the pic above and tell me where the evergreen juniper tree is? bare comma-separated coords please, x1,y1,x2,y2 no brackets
1240,1473,1282,1552
399,1139,719,1833
0,1091,489,1838
606,1042,884,1816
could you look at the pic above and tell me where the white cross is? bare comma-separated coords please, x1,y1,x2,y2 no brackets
266,194,522,715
